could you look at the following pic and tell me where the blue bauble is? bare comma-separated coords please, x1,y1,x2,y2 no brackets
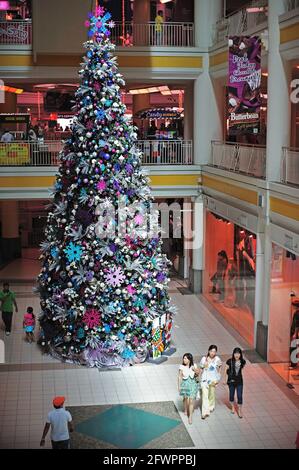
103,153,110,160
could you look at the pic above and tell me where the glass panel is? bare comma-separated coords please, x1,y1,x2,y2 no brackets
203,211,256,346
268,244,299,390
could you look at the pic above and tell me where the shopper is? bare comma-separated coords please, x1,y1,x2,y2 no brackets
0,282,18,336
40,396,74,449
23,306,36,343
198,345,222,419
1,129,14,142
155,10,164,46
178,353,199,425
28,126,37,141
211,250,228,302
224,347,246,418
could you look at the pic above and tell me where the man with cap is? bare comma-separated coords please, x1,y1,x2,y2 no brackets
40,396,74,449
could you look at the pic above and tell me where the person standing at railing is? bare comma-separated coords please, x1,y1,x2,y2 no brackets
1,129,14,142
155,10,164,46
28,126,37,141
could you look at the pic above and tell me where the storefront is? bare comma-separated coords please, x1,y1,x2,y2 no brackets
268,230,299,390
203,198,257,346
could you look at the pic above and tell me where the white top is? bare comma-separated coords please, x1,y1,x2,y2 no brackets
47,408,72,442
199,355,222,386
179,363,197,380
1,132,14,142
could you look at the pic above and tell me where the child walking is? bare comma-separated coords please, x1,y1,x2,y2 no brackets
23,306,36,343
178,353,199,425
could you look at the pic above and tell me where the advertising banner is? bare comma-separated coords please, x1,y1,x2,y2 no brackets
228,36,261,134
0,143,30,165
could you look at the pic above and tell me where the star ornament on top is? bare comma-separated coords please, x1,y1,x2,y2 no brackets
85,8,114,39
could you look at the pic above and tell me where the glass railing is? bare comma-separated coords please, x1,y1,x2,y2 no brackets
284,0,299,12
110,21,194,47
211,140,266,178
0,20,32,46
213,1,268,45
0,140,193,166
281,147,299,186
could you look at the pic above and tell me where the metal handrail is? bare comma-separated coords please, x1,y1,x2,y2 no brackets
210,140,266,178
213,0,268,44
110,21,194,47
0,19,32,45
281,146,299,185
0,139,193,166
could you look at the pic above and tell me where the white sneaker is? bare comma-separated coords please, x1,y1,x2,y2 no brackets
5,331,10,336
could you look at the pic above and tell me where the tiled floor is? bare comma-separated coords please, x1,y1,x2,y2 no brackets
0,278,298,449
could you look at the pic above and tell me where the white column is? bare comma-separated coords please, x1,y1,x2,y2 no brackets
192,195,204,271
261,226,273,327
194,55,223,165
194,0,223,48
253,233,265,347
183,201,192,279
188,195,204,293
266,0,291,181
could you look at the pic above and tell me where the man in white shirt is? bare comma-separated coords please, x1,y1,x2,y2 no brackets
40,396,74,449
1,129,14,142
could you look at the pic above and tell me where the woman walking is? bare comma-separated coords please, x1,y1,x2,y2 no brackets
198,345,222,419
224,347,246,418
178,353,199,425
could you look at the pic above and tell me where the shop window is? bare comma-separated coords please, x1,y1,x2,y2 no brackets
268,245,299,390
203,211,256,346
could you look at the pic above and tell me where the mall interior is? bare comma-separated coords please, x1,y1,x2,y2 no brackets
0,0,299,450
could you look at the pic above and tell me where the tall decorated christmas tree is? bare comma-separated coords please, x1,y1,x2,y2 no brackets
37,6,173,368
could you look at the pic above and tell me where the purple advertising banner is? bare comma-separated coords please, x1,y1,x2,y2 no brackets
228,36,261,134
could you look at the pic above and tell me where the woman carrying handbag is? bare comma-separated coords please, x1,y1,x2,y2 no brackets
224,347,246,418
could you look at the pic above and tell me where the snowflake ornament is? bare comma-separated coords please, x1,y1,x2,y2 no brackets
97,180,106,191
64,242,83,262
82,309,101,329
105,267,126,287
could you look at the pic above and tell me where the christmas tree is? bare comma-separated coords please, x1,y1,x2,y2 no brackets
37,6,173,368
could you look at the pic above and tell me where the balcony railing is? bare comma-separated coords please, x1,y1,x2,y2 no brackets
110,21,194,47
211,141,266,178
213,1,268,45
281,147,299,186
0,20,32,46
284,0,299,12
137,140,193,165
0,140,193,167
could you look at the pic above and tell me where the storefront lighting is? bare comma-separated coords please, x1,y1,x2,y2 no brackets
0,85,23,94
0,1,9,10
246,7,267,13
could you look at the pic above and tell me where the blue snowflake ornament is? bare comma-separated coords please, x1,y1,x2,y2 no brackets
64,242,82,262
